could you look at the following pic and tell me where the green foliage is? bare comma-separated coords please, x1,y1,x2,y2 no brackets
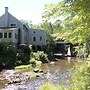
62,0,90,54
42,2,64,21
87,54,90,61
30,58,42,68
41,21,54,34
0,43,32,69
39,82,67,90
71,62,90,90
75,46,85,58
20,20,32,29
39,62,90,90
15,64,32,69
33,51,49,63
16,45,32,65
0,43,16,69
41,0,90,56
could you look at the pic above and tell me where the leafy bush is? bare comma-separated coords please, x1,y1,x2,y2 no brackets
4,45,16,68
0,43,32,69
33,51,49,63
39,82,66,90
71,62,90,90
87,54,90,61
0,43,16,69
16,45,32,65
30,58,42,68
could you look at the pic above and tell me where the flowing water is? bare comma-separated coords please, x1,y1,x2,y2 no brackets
0,59,81,90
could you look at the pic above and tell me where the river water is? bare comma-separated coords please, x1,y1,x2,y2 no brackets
0,59,80,90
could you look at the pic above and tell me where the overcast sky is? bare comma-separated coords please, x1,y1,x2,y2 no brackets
0,0,60,24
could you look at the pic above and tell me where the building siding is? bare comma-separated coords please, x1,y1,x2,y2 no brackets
0,7,46,48
29,29,46,45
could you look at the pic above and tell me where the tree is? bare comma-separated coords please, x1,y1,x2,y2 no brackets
42,0,90,55
20,20,32,29
63,0,90,54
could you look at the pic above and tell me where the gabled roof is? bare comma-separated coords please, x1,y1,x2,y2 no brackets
0,7,23,28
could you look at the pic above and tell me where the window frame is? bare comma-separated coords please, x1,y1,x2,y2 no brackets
33,37,36,42
33,31,35,33
40,36,42,41
0,33,3,38
4,32,7,38
8,32,12,38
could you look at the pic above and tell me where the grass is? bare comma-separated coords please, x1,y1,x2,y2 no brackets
15,59,42,69
15,62,44,78
39,82,66,90
31,72,43,77
15,64,32,69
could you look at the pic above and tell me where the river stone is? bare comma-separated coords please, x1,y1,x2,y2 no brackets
33,69,39,73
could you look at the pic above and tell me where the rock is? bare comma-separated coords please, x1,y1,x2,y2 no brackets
50,62,55,65
36,75,40,77
33,69,39,73
8,78,21,84
39,70,43,73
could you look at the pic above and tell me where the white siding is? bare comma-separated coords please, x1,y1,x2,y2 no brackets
0,7,46,46
0,7,25,44
12,28,18,43
29,29,46,45
0,28,18,43
0,14,5,27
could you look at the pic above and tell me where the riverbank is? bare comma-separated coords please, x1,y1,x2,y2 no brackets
0,59,81,90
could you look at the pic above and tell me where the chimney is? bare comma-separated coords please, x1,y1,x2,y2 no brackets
5,7,9,27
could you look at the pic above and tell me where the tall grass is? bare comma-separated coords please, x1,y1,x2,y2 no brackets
71,62,90,90
39,82,67,90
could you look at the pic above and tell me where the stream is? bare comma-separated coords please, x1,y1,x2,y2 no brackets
0,59,80,90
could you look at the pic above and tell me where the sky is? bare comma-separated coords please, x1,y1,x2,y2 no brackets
0,0,60,24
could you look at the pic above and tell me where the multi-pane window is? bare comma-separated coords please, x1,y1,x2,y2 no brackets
8,32,12,38
0,33,3,38
4,33,7,38
33,37,36,42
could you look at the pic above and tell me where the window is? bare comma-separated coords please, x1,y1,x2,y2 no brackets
11,23,16,27
40,37,42,41
15,33,18,39
8,32,12,38
33,31,35,33
33,37,36,42
0,33,3,38
4,33,7,38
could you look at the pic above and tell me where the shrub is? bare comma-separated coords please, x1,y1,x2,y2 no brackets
87,54,90,61
0,43,16,69
71,62,90,90
30,58,42,68
4,45,16,68
16,45,32,65
30,58,37,68
33,51,49,63
39,82,66,90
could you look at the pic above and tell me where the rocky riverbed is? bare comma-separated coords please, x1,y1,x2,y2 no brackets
0,60,77,90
